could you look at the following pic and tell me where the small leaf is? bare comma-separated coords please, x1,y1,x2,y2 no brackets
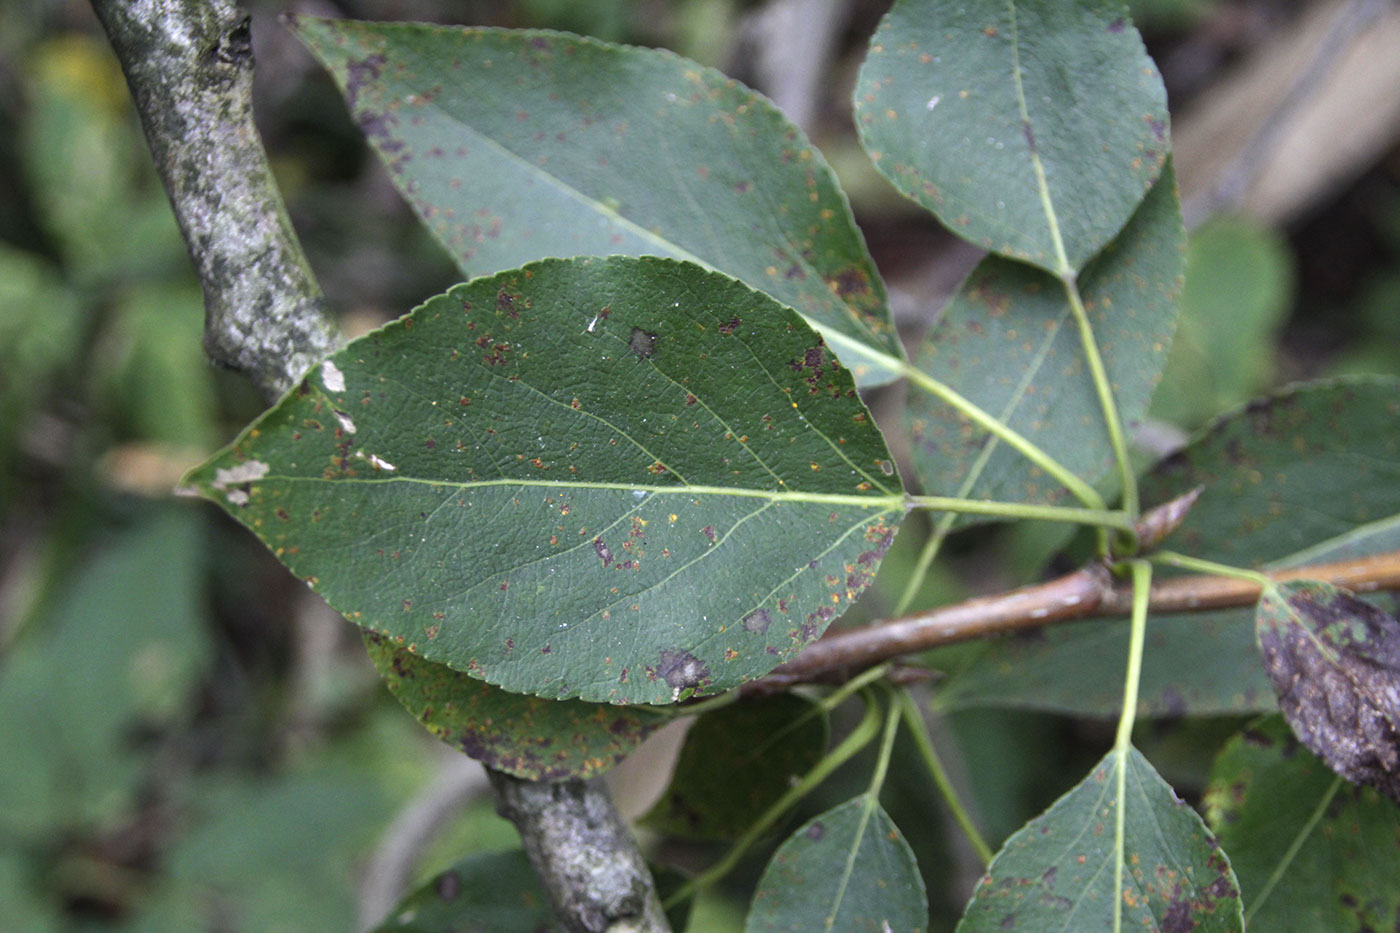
1255,580,1400,803
184,257,903,704
906,162,1183,512
856,0,1168,272
290,16,904,387
372,850,553,932
364,635,665,781
956,747,1242,931
1205,715,1400,932
747,796,927,932
642,694,827,840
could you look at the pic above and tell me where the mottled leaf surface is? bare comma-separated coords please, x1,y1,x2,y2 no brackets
932,377,1400,717
643,694,828,840
747,797,927,932
856,0,1168,272
365,635,665,780
957,747,1241,931
1256,581,1400,803
291,16,903,387
372,849,552,932
906,164,1183,512
185,257,902,704
1205,716,1400,932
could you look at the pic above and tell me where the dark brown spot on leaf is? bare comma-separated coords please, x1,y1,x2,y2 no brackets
594,538,613,567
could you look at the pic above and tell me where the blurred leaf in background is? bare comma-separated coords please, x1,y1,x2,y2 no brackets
1150,216,1294,430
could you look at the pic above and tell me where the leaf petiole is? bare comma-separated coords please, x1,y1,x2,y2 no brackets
1151,550,1273,588
1111,560,1153,933
896,688,992,865
661,689,884,910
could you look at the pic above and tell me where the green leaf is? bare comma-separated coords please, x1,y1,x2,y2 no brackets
184,257,903,705
1205,715,1400,932
1143,376,1400,567
372,850,553,932
957,747,1241,931
855,0,1168,273
642,694,828,840
932,377,1400,717
289,16,904,388
1255,581,1400,802
0,508,208,837
1150,216,1293,429
906,162,1183,511
746,796,927,932
364,634,665,780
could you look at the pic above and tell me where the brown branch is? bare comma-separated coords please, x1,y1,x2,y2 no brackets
747,549,1400,693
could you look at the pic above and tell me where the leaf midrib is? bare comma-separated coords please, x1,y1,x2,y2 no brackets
250,472,905,509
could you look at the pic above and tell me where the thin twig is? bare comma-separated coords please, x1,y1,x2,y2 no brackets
746,549,1400,692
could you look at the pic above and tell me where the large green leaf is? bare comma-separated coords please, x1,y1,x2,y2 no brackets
747,796,928,932
931,377,1400,717
642,693,828,840
906,163,1183,510
290,16,904,388
957,747,1241,931
1205,715,1400,932
365,635,666,780
856,0,1168,273
184,257,903,705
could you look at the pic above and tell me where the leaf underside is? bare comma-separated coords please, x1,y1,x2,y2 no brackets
290,16,905,387
364,634,665,780
185,257,902,704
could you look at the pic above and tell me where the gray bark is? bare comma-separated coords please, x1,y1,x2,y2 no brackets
489,771,671,933
90,0,339,401
90,3,667,928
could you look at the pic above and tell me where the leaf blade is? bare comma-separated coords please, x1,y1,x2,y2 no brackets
642,694,828,840
906,162,1183,511
856,0,1169,272
184,257,903,704
746,797,928,932
1205,715,1400,932
290,17,905,387
956,747,1242,931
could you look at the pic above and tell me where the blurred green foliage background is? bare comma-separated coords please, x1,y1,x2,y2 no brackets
1,1,1397,930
